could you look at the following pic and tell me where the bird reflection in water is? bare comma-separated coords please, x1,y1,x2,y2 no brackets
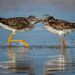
1,47,35,75
43,46,75,75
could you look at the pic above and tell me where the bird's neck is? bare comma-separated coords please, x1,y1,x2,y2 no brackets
30,21,36,25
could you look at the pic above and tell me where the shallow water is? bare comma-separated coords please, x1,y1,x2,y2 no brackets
0,46,75,75
0,1,75,75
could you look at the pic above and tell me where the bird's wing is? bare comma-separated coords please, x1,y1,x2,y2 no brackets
0,17,29,29
48,19,75,30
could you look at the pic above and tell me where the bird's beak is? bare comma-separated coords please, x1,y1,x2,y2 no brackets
35,19,42,23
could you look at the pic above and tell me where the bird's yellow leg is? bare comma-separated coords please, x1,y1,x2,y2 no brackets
62,37,66,47
7,32,14,46
7,32,30,47
10,40,30,47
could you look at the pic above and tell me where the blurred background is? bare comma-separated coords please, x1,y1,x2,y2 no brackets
0,0,75,11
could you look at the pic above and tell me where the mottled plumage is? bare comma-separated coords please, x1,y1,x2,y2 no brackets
0,17,29,29
48,19,75,30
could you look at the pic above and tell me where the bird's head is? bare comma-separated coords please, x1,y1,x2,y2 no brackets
42,14,54,21
28,15,41,24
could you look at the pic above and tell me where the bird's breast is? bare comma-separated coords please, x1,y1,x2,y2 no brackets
17,24,35,32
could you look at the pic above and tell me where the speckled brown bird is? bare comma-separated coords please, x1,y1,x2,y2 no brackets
0,15,41,47
42,14,75,47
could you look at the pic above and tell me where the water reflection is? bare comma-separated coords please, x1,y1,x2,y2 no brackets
0,47,35,74
0,46,75,75
44,47,75,75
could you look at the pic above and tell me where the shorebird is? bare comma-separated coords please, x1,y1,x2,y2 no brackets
42,14,75,47
0,15,41,47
